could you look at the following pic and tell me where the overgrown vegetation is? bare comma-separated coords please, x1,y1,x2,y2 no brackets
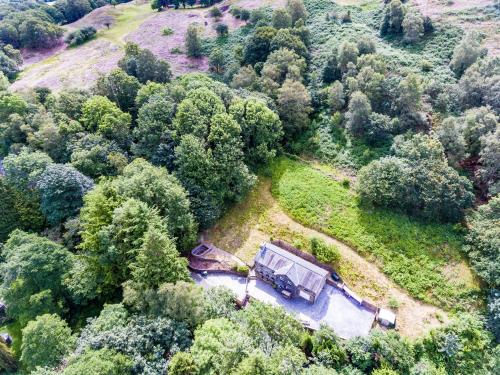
268,156,477,309
0,0,498,373
65,26,97,47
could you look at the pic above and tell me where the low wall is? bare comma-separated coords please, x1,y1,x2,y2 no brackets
188,265,247,277
361,300,378,313
326,275,379,314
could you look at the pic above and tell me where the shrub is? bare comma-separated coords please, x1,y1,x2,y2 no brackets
65,26,96,47
162,27,173,36
388,297,400,309
240,9,251,21
421,59,433,72
310,237,341,265
341,11,352,24
230,6,242,18
215,23,229,36
234,265,250,275
210,7,222,18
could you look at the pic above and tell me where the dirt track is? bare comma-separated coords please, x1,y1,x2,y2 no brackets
205,179,450,338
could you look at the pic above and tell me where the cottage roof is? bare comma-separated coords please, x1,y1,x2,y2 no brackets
255,243,328,296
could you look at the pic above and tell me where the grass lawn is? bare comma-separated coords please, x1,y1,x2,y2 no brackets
267,157,479,309
99,2,154,45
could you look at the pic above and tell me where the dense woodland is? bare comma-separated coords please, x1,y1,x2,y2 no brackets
0,0,498,374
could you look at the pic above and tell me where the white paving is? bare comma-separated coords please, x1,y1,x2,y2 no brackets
247,279,375,339
191,272,247,301
192,272,376,339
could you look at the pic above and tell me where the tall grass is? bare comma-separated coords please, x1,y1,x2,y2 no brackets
268,157,479,309
100,3,153,44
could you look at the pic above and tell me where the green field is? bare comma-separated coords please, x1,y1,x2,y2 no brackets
98,3,154,45
268,157,479,309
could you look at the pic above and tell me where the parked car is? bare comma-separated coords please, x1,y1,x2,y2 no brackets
0,333,12,346
332,272,342,283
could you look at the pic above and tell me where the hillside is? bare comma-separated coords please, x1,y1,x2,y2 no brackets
0,0,498,374
12,0,285,92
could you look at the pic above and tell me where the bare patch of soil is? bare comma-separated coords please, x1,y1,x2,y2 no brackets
205,179,449,338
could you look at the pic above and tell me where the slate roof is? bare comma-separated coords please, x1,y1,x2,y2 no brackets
255,243,328,296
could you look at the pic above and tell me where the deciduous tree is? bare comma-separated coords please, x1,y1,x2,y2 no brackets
402,9,424,44
277,79,312,139
36,163,93,225
186,23,202,58
21,314,74,372
63,349,133,375
464,196,500,287
287,0,307,24
0,231,72,325
272,8,292,29
118,42,172,84
229,98,283,167
346,91,372,137
450,31,485,77
95,68,141,112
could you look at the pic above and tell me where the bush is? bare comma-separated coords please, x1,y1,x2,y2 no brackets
250,8,267,25
310,237,341,265
234,265,250,275
65,26,96,47
230,6,242,18
240,9,251,21
388,297,400,309
210,7,222,18
341,11,351,24
162,27,173,36
215,23,228,36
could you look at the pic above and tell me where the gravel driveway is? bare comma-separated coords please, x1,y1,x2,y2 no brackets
192,272,375,339
247,279,375,339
